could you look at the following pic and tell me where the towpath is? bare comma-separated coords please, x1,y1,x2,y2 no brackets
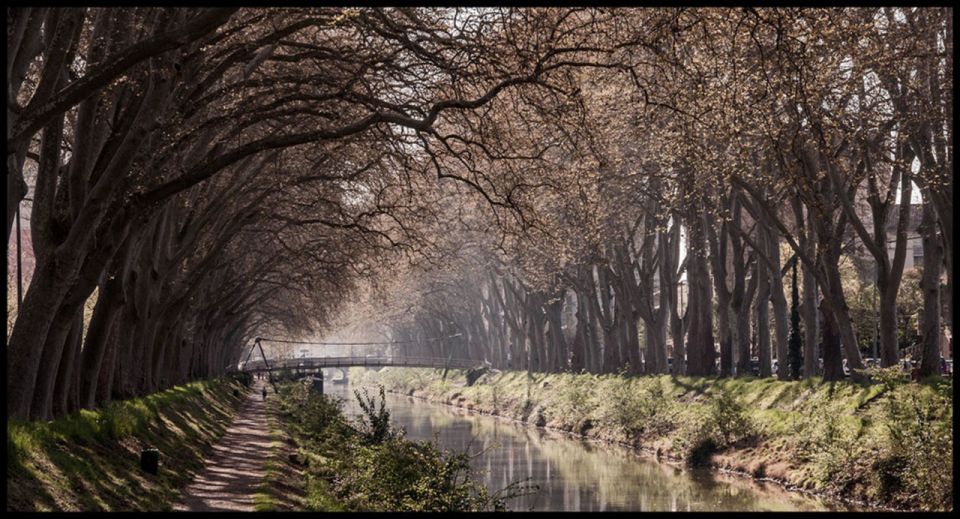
174,379,274,511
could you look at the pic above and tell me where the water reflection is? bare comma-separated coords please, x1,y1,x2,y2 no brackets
328,384,848,511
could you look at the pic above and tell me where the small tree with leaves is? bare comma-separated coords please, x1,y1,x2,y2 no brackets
355,385,402,444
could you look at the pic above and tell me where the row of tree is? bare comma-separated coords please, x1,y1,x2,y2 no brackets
367,8,952,383
6,8,951,422
6,7,634,420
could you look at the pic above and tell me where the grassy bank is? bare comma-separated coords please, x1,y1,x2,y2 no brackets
355,367,952,512
253,400,306,511
273,380,532,511
7,377,248,511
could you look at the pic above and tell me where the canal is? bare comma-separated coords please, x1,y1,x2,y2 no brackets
326,380,851,512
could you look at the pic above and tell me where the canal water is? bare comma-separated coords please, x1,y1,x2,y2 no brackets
325,381,850,512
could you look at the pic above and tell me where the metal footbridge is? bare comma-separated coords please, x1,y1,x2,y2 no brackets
239,355,478,372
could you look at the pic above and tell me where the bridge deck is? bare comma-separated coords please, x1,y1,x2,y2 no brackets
239,356,477,372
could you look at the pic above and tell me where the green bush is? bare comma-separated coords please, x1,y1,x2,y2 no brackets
555,374,593,422
673,389,755,466
877,382,952,510
603,377,673,439
707,388,755,447
278,381,346,441
354,386,403,444
336,439,507,511
790,399,863,491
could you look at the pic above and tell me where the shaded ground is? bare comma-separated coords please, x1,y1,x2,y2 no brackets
7,379,245,511
174,379,278,511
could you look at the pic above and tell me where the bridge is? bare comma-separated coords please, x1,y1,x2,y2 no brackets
238,355,480,373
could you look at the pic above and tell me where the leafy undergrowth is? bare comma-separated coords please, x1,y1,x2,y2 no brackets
275,381,534,512
7,378,248,511
356,366,953,512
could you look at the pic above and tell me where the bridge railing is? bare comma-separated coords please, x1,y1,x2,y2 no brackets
239,355,478,372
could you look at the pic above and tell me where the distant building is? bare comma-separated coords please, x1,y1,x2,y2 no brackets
849,203,924,278
884,203,925,271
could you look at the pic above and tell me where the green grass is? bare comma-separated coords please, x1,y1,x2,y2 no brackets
356,366,953,511
253,459,281,511
251,394,307,512
7,378,249,512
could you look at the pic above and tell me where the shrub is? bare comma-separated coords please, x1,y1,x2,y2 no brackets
792,400,864,492
604,377,673,439
279,381,347,440
555,375,593,423
354,385,403,444
878,382,952,510
674,389,755,466
707,388,755,447
336,439,508,511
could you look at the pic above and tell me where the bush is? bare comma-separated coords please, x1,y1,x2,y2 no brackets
603,377,673,439
555,374,593,423
707,389,755,447
674,389,755,466
336,438,509,511
354,385,403,444
279,381,347,440
790,399,863,491
878,382,952,510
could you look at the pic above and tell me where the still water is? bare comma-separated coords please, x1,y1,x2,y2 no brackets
326,382,850,512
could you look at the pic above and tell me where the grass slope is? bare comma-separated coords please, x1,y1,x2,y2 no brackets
356,367,952,511
7,378,247,511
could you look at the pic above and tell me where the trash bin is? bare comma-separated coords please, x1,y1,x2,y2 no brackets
141,448,160,475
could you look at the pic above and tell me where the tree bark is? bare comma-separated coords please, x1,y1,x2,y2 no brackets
918,201,943,378
755,252,772,378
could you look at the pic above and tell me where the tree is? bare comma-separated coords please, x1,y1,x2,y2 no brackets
788,261,804,380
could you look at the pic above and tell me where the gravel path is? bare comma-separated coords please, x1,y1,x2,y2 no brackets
174,379,274,512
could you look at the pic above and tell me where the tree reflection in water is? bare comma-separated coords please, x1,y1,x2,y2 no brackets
333,385,852,511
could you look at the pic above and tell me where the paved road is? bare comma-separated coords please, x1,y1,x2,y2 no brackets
174,379,273,511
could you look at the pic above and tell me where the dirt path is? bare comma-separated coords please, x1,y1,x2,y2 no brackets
174,378,274,512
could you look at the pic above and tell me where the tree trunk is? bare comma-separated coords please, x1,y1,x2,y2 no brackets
820,301,845,382
685,211,716,376
801,258,820,378
51,309,85,418
755,255,772,378
918,201,943,378
6,259,72,419
79,275,125,408
765,224,790,380
736,261,759,377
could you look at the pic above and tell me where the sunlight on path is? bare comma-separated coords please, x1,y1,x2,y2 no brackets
174,379,273,511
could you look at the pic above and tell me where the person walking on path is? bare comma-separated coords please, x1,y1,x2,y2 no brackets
261,386,268,401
